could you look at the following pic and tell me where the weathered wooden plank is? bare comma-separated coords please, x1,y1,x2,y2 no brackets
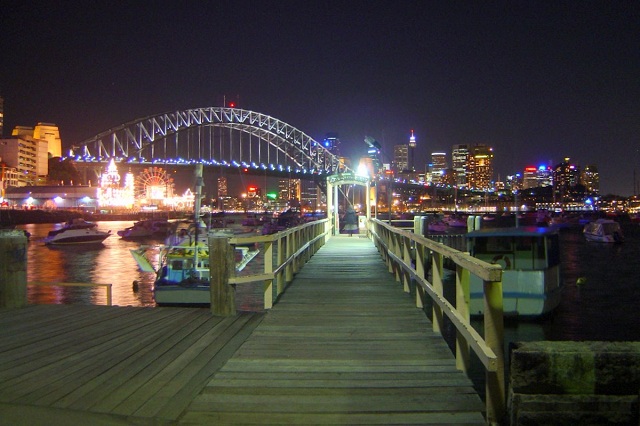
51,309,215,410
137,312,265,420
112,314,255,417
189,391,484,412
180,411,486,425
0,236,485,424
0,308,206,401
183,236,485,424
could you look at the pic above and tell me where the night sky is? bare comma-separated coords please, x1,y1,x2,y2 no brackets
1,1,638,195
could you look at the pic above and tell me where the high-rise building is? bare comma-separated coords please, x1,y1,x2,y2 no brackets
552,157,580,201
408,129,416,171
217,176,228,197
467,144,494,190
581,165,599,194
393,144,408,172
451,144,469,188
278,178,300,204
537,165,553,187
523,167,538,189
321,133,341,155
300,179,319,212
0,134,48,186
12,123,62,158
430,152,447,184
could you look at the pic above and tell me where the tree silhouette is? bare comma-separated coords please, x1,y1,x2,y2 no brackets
47,157,81,185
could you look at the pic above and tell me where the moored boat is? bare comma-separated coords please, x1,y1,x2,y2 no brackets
130,164,259,306
117,219,174,239
466,226,562,318
583,219,623,243
44,218,111,245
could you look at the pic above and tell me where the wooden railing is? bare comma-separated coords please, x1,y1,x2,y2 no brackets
209,219,331,314
368,218,505,425
28,282,113,306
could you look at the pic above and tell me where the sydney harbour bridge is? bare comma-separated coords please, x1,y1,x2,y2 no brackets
74,107,346,178
70,107,476,215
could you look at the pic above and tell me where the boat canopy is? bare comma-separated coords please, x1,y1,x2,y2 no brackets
467,226,560,270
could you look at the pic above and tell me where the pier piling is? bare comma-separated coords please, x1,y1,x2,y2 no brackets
0,229,28,308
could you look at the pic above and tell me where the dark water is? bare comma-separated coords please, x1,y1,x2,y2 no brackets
19,220,640,341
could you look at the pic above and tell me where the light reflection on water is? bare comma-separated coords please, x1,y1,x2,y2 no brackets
23,221,164,307
19,220,640,341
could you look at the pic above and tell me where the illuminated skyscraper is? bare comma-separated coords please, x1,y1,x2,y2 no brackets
393,144,408,172
321,133,341,155
523,167,538,189
467,145,494,190
408,129,416,171
217,176,228,197
581,164,599,194
451,144,469,187
552,157,580,201
430,152,447,184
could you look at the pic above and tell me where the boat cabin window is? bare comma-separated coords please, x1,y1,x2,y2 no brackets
171,260,183,270
472,235,557,270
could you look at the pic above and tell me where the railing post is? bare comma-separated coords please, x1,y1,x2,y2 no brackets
484,279,506,425
285,233,294,282
402,236,411,293
209,235,236,316
431,250,444,333
455,265,471,373
106,284,113,306
277,235,285,296
264,240,274,309
414,243,426,308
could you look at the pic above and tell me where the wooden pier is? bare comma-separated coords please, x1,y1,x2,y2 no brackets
0,235,486,425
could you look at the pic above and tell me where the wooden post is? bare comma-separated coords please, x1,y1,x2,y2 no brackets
209,235,236,316
484,279,506,424
0,230,28,308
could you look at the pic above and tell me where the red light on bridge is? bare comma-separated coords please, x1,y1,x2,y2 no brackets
248,186,257,192
228,102,236,108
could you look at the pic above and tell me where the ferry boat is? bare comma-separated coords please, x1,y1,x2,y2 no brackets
466,226,562,318
44,218,111,245
583,218,623,243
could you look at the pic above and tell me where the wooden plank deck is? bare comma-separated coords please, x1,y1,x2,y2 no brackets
182,235,486,425
0,305,264,425
0,235,486,425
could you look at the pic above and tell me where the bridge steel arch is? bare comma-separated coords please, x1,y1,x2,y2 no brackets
75,107,347,175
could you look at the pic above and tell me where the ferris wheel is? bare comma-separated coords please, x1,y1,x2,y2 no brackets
135,167,175,202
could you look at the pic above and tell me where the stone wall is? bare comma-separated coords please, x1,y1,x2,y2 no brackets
509,341,640,425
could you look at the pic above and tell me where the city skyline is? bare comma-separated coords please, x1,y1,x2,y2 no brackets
1,1,638,195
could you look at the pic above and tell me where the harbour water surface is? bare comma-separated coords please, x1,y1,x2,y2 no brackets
20,220,640,343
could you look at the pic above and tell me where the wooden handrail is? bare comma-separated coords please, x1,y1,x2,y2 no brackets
368,218,505,425
28,282,113,306
212,219,331,310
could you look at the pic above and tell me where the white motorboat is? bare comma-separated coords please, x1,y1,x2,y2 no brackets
583,219,623,243
466,226,563,318
44,218,111,245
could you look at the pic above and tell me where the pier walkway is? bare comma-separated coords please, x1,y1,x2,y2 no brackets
0,235,486,425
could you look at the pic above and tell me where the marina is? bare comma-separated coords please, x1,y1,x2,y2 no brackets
17,217,640,342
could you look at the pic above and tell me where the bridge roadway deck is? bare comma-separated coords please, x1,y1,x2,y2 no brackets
0,235,485,425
